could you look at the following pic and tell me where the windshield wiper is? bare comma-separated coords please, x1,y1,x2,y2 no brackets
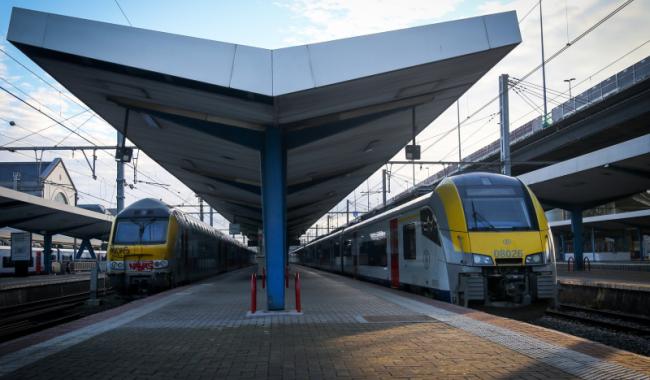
471,201,495,230
132,218,156,243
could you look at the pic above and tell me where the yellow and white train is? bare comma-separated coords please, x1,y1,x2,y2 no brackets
296,172,557,306
107,198,253,292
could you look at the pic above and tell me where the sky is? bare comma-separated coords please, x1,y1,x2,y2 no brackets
0,0,649,241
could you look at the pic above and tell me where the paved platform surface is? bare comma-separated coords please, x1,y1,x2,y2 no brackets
557,267,650,292
0,266,649,380
0,273,105,291
557,261,650,272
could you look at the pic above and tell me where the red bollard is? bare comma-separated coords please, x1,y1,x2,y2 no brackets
262,267,266,289
583,257,591,271
295,272,301,313
567,257,574,272
250,273,257,314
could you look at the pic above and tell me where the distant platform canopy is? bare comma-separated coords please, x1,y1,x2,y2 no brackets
0,186,114,240
520,134,650,210
8,8,521,240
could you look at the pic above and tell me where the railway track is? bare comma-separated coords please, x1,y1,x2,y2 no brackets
0,289,112,342
546,304,650,336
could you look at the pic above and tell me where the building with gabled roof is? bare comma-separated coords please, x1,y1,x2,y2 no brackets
0,158,77,206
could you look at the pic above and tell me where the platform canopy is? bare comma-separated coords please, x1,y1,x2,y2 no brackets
8,7,521,240
549,209,650,232
520,134,650,210
9,7,522,308
0,186,114,240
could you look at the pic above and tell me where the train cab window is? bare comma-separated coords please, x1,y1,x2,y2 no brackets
420,208,440,245
459,186,536,231
402,224,417,260
113,218,169,245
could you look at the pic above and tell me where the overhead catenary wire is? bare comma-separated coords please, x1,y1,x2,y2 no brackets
0,81,191,203
0,46,190,202
114,0,133,26
383,0,637,192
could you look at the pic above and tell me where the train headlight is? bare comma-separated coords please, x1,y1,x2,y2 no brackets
472,254,494,265
544,237,552,262
525,253,543,265
154,260,168,269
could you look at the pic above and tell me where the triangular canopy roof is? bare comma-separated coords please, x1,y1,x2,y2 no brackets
8,8,521,239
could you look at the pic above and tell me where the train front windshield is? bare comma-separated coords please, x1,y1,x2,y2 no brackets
113,218,168,245
458,185,537,231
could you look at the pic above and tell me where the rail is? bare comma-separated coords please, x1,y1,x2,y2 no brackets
547,304,650,336
0,288,112,342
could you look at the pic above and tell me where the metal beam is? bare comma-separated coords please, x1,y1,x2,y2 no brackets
43,233,52,274
0,145,135,151
0,211,60,226
499,73,511,175
387,160,556,165
47,221,102,236
75,238,96,260
571,208,584,271
261,127,287,310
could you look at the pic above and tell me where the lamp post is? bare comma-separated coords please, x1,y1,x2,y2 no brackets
564,77,576,99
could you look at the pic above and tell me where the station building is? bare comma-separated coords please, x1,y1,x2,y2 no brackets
0,158,77,205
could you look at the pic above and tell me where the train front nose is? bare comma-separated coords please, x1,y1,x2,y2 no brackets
467,231,547,305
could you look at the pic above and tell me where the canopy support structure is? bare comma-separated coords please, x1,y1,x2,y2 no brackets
75,238,96,260
570,208,584,270
261,127,287,310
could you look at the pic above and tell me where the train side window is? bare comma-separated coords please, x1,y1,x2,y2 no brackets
343,240,352,257
359,231,387,267
402,223,417,260
2,256,13,268
420,208,440,245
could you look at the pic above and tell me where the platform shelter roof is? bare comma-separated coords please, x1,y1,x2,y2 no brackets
520,134,650,210
0,186,113,240
8,8,521,239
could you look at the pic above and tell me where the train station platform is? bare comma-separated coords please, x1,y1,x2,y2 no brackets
0,273,105,291
557,267,650,293
0,273,108,308
1,267,649,380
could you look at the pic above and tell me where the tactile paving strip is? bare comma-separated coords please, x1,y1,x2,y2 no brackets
365,285,650,380
359,314,438,323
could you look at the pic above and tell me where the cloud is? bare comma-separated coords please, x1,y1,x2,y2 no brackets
314,0,650,229
276,0,461,45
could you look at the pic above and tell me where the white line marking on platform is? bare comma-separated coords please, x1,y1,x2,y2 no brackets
363,285,650,380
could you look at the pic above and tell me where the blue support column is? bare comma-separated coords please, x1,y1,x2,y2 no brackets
638,227,644,261
75,238,96,260
43,233,52,274
570,209,584,270
261,127,287,310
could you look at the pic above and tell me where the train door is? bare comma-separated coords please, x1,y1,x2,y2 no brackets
180,229,189,283
352,232,358,278
389,218,399,288
339,235,344,273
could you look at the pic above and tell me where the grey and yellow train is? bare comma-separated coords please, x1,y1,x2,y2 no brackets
107,198,254,292
295,172,557,306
